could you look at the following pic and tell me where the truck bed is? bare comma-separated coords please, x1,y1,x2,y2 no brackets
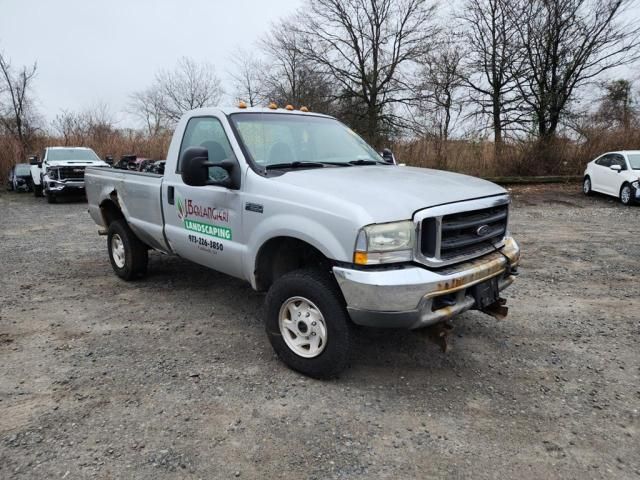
85,166,170,253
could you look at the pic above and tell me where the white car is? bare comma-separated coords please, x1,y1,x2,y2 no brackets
583,151,640,205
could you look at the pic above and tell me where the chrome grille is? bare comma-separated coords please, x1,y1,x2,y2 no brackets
438,205,508,260
58,166,85,180
416,195,510,267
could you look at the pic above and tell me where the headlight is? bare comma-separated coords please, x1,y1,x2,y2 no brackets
46,169,57,180
632,180,639,189
354,220,415,265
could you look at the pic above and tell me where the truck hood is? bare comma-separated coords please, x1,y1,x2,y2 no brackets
272,165,507,222
47,160,108,167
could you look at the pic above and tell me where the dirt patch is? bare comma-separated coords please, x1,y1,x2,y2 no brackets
1,187,639,479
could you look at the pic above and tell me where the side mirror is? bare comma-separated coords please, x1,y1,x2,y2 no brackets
610,164,622,172
180,147,238,188
29,155,39,166
381,148,396,165
105,155,113,165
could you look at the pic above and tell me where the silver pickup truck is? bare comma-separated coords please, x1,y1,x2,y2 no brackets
86,106,520,378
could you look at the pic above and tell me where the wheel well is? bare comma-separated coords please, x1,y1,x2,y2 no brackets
99,194,124,227
255,237,330,292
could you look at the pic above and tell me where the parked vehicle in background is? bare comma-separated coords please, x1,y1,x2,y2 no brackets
30,147,109,203
113,155,155,172
143,160,166,175
583,151,640,205
7,163,33,192
85,106,520,378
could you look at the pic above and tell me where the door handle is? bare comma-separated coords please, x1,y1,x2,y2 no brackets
167,186,175,205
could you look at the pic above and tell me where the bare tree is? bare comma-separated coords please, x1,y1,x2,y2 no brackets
418,37,466,143
513,0,640,141
260,19,333,111
460,0,523,158
594,79,637,131
228,47,265,107
52,110,87,145
297,0,438,147
128,86,167,136
0,52,38,153
155,57,223,123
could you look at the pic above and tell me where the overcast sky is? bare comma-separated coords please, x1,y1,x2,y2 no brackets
2,0,640,131
0,0,303,127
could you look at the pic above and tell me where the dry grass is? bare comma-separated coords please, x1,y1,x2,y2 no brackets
0,131,171,182
395,128,640,177
2,126,639,182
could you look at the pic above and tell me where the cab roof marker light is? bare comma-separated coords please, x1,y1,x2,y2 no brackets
268,102,278,110
285,104,295,111
238,100,247,109
300,106,309,112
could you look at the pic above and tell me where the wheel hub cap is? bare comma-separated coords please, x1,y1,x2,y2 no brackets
111,234,125,268
622,187,630,203
279,296,327,358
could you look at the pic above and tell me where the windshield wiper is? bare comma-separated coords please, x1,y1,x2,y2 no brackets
265,161,326,170
348,159,385,166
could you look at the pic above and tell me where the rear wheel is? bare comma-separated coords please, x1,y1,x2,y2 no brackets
107,220,148,280
620,183,633,205
265,269,352,378
583,176,592,196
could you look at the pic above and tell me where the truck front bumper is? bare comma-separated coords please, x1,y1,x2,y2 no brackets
46,180,85,195
333,237,520,329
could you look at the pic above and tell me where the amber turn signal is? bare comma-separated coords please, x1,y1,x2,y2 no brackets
354,252,368,265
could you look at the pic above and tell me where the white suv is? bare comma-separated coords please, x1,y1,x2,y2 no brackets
583,151,640,205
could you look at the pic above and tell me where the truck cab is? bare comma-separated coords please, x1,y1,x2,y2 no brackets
86,106,520,378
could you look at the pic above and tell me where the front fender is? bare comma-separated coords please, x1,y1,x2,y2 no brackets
244,213,355,288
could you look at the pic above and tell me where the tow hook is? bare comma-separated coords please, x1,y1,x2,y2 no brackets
419,322,454,353
482,298,508,321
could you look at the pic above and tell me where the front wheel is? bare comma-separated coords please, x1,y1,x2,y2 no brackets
265,269,352,379
33,183,43,197
107,220,148,280
620,183,634,205
583,176,592,196
46,191,56,203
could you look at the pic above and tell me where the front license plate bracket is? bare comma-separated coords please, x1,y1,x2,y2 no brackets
470,277,499,309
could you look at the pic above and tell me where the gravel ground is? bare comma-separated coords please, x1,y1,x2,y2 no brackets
0,184,639,479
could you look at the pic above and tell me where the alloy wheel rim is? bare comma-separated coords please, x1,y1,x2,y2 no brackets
111,234,126,268
278,296,327,358
583,179,590,193
622,186,631,204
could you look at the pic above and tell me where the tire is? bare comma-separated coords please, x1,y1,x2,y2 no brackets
33,184,43,197
583,176,592,196
107,220,148,280
265,268,352,379
46,191,56,203
620,183,633,205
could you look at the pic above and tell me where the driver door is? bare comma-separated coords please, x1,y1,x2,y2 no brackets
162,115,244,278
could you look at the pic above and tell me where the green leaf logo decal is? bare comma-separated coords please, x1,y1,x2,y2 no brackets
176,196,186,220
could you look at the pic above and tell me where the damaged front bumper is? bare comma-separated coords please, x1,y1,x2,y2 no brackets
333,237,520,329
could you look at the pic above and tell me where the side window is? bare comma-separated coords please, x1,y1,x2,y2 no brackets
178,117,237,182
596,155,612,167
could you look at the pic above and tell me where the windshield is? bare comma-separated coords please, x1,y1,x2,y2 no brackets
229,113,382,167
15,164,30,175
627,153,640,169
47,149,100,162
